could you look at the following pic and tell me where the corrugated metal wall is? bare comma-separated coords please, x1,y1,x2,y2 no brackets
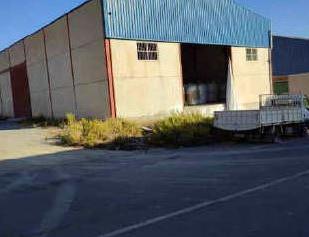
102,0,271,48
272,36,309,76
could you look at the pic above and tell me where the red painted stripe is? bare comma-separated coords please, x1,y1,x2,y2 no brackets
10,62,32,118
104,39,117,118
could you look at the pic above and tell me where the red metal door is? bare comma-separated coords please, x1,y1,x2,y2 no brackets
10,63,32,118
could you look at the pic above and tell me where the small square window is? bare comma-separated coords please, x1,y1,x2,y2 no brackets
137,42,158,61
246,48,258,61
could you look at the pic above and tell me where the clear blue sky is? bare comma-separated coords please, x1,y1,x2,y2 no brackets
0,0,309,51
236,0,309,38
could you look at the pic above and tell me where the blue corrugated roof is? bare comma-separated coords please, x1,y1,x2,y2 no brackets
102,0,271,48
273,36,309,76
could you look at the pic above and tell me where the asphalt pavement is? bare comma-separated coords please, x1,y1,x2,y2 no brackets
0,121,309,237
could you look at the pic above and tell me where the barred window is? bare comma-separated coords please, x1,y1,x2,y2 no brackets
246,48,258,61
137,42,158,60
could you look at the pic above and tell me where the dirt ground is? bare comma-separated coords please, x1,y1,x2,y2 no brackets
0,121,75,160
1,120,309,237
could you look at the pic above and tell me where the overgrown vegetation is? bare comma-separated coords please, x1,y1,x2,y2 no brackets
148,113,214,147
26,113,215,149
20,116,64,128
60,114,142,148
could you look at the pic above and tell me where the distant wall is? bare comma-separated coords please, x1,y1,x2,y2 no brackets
0,0,110,119
110,39,184,118
273,36,309,76
288,73,309,96
231,47,272,110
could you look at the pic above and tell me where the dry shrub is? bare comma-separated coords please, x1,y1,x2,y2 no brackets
149,113,213,147
60,114,141,147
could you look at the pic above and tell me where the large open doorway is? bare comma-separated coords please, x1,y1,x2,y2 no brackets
181,44,229,114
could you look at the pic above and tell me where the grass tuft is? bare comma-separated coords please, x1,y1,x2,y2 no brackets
20,116,64,128
148,113,214,147
60,114,142,148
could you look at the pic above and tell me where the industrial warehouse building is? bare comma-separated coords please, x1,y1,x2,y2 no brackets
0,0,272,119
273,36,309,95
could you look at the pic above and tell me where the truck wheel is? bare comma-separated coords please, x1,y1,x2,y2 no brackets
261,126,278,143
270,127,279,143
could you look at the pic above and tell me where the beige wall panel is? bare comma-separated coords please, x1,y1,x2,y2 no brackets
288,73,309,96
27,61,50,93
0,50,10,72
110,39,184,118
231,47,271,110
0,72,14,117
75,81,110,118
45,17,70,58
51,87,75,118
9,41,25,66
24,31,45,65
25,30,52,118
68,0,104,49
30,90,52,117
71,40,107,85
45,16,76,117
48,53,74,89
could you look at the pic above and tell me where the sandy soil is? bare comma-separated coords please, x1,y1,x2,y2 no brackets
0,121,76,160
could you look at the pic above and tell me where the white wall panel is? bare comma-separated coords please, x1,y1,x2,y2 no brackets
24,31,53,117
45,16,77,118
231,47,271,110
9,41,25,66
26,62,50,93
0,50,10,72
67,0,109,118
71,40,107,85
68,0,104,49
30,90,52,117
75,81,109,118
24,31,45,65
45,17,70,58
47,53,74,90
0,72,14,117
51,87,75,118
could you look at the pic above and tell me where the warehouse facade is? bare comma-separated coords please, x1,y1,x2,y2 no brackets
272,36,309,95
0,0,272,119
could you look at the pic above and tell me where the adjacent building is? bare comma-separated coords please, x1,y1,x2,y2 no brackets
0,0,272,119
272,36,309,95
